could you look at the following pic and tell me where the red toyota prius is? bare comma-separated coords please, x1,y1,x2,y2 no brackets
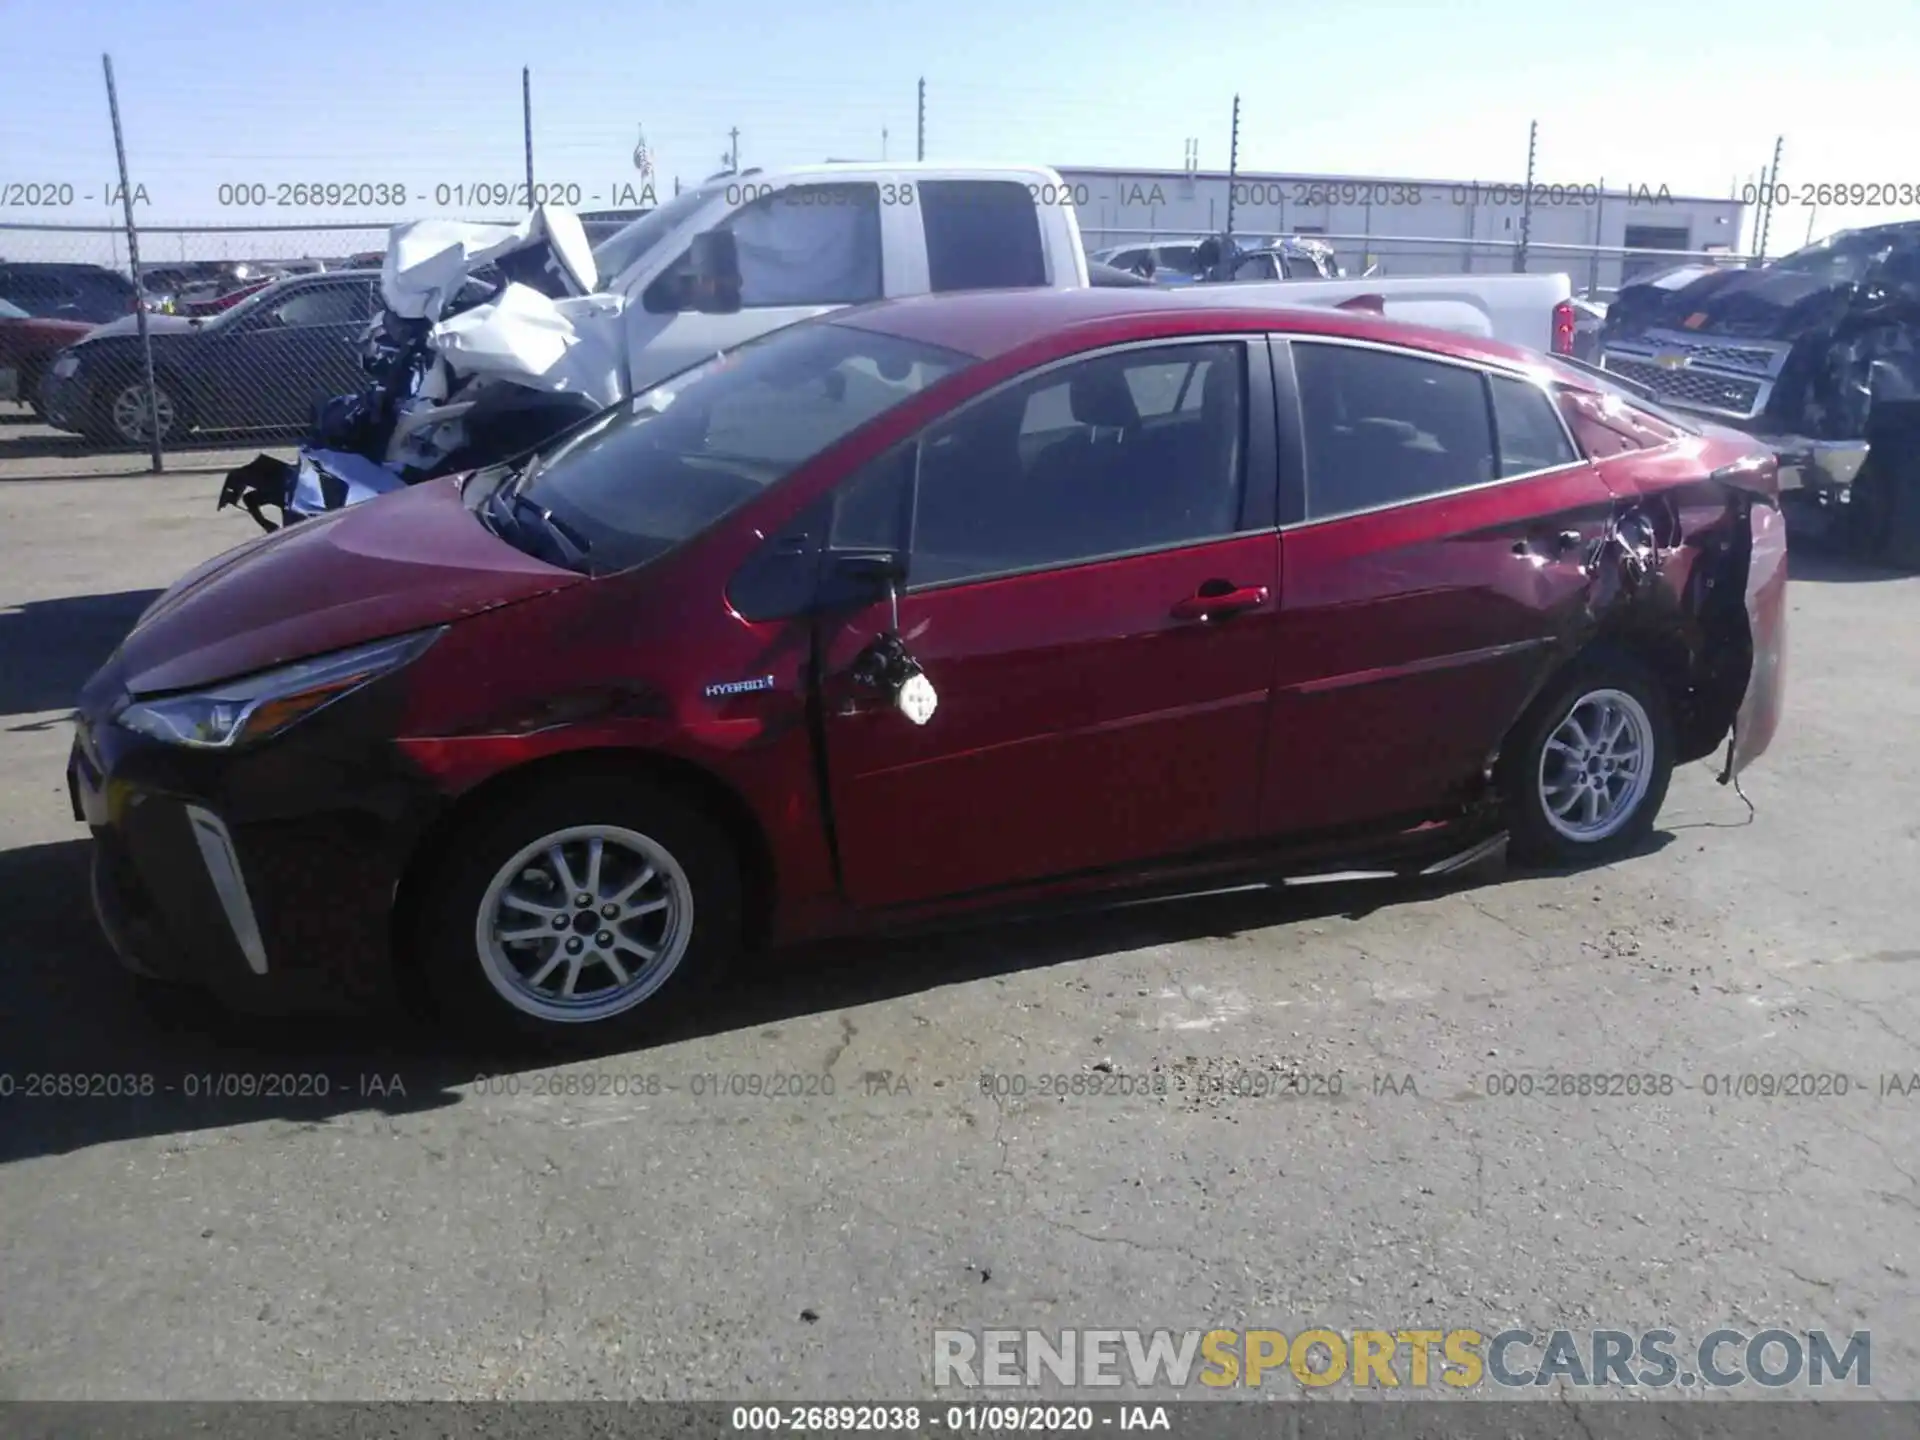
68,287,1786,1040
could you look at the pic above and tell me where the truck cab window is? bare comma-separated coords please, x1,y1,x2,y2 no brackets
920,180,1049,291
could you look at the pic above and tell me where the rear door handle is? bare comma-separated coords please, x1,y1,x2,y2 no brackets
1513,529,1587,557
1171,583,1270,621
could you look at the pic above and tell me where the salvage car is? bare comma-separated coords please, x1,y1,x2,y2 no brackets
0,296,93,419
40,269,380,445
71,288,1786,1039
1601,221,1920,564
0,261,151,324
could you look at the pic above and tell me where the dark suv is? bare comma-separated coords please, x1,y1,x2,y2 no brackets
0,263,143,324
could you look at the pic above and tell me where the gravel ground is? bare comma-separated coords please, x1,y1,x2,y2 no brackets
0,469,1916,1403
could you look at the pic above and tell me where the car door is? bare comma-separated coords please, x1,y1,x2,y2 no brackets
214,279,373,428
1262,336,1620,837
815,337,1282,909
621,181,885,396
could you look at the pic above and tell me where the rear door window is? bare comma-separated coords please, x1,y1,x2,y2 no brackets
920,180,1049,291
1293,342,1496,519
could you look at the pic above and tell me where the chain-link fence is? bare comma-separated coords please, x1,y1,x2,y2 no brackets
0,53,1848,473
3,223,392,466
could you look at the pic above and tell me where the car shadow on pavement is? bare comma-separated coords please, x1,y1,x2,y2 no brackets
1784,546,1917,584
0,828,1669,1167
0,589,163,721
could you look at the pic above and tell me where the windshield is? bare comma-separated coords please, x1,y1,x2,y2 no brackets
1769,228,1899,285
504,320,973,574
203,280,285,326
589,181,729,286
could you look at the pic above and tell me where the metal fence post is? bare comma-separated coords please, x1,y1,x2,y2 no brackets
1515,119,1537,273
522,68,536,208
1588,177,1604,295
101,53,163,473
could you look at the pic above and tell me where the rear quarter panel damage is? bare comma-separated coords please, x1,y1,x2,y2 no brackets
1563,441,1784,778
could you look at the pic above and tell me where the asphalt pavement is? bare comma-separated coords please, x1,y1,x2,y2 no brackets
0,465,1916,1403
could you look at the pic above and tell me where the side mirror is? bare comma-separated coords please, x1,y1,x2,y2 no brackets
687,229,743,314
815,548,906,615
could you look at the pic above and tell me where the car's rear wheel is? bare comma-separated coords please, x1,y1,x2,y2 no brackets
1500,651,1675,867
414,775,741,1045
89,375,185,447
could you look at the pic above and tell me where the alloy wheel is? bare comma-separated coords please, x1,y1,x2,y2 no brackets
1536,687,1656,843
111,381,175,444
473,824,694,1025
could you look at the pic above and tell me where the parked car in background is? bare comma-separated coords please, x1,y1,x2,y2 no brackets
41,269,381,445
1600,220,1920,564
0,296,94,418
1089,240,1210,284
0,262,150,324
1216,235,1343,282
72,287,1785,1040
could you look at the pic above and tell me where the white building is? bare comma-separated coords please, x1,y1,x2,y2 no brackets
1056,166,1750,294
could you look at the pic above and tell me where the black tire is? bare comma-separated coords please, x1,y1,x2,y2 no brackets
1499,648,1675,868
412,773,742,1047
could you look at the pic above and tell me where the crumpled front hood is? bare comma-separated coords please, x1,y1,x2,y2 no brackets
1610,265,1853,341
120,478,581,695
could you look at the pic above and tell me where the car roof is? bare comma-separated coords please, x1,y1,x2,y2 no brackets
830,286,1562,378
0,261,130,279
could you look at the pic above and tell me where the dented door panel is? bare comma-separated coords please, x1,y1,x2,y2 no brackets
1265,464,1620,837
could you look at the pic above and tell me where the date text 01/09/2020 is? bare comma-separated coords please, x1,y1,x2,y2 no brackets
729,1404,1168,1432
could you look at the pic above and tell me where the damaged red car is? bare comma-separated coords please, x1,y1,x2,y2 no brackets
68,287,1786,1040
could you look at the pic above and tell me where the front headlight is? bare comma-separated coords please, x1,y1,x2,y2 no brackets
116,629,444,750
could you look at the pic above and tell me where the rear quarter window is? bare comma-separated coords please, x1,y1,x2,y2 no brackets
1556,387,1685,457
1489,374,1579,476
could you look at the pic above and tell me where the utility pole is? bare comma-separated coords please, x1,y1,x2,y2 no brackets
1515,119,1538,273
726,127,740,173
102,54,163,474
521,68,535,208
1757,134,1784,259
916,78,926,161
1222,94,1241,245
882,127,888,160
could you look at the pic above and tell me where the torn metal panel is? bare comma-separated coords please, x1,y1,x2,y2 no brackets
1728,497,1786,777
382,204,597,321
430,283,627,406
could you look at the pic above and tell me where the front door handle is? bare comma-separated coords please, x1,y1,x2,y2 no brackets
1171,582,1270,621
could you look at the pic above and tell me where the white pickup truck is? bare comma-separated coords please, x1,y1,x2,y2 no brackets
397,163,1573,406
223,164,1578,524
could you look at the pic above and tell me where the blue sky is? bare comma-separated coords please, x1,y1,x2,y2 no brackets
3,0,1916,255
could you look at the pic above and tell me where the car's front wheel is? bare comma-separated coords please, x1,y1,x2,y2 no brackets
414,774,742,1045
1501,651,1675,867
89,375,185,447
